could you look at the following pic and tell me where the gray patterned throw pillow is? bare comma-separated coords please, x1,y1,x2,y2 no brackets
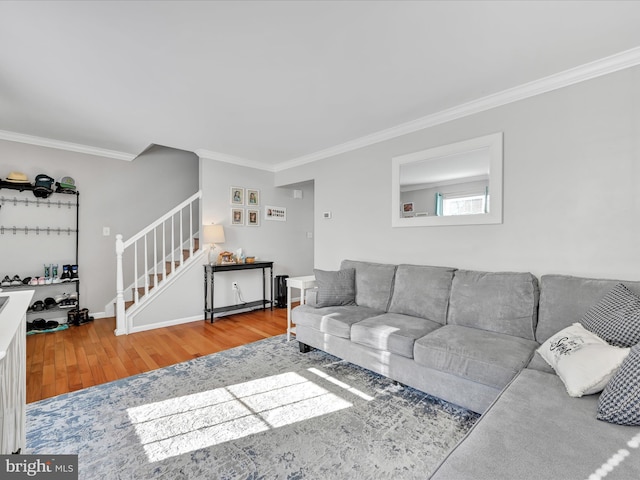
312,268,356,307
580,283,640,348
597,344,640,425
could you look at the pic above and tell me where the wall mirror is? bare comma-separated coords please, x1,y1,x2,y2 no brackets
391,132,503,227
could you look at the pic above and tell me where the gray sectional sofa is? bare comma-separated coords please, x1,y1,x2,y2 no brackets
291,260,640,479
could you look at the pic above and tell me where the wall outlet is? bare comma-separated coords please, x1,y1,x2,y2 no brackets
232,282,238,290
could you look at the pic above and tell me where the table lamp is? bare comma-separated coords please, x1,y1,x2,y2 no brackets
204,224,226,264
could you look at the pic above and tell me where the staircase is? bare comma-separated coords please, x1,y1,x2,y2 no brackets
125,238,199,310
115,191,202,335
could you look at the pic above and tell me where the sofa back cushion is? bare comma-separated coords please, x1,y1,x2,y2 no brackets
537,275,640,344
447,270,539,340
387,264,456,323
340,260,397,311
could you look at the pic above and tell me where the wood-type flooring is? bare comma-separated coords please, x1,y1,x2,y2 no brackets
26,306,289,403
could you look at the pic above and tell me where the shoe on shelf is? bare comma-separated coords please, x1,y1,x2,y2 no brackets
60,265,71,282
1,276,11,287
10,275,22,286
37,277,45,285
30,300,45,312
22,277,32,285
71,265,78,281
30,277,39,286
44,297,57,309
54,293,70,304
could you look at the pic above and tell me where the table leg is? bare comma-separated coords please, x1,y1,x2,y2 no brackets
287,285,293,341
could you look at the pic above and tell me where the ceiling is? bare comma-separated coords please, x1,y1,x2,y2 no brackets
2,1,640,171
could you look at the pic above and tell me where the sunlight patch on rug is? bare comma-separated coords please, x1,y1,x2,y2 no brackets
127,370,366,462
27,335,479,479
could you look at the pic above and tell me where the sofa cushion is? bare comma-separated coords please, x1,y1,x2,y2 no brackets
537,323,630,397
291,304,383,339
340,260,397,311
351,313,442,359
387,264,456,324
414,325,538,390
310,268,356,307
598,343,640,426
430,368,640,480
537,275,640,344
447,270,539,340
580,283,640,348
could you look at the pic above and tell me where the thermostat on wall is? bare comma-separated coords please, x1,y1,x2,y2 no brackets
323,211,332,219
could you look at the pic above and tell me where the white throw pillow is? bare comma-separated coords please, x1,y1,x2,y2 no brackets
537,323,630,397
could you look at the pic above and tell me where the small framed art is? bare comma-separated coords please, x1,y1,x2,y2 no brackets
265,205,286,221
247,189,260,206
247,209,260,226
231,187,244,205
231,208,244,225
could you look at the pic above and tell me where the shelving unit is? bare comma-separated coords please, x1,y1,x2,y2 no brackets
0,181,80,325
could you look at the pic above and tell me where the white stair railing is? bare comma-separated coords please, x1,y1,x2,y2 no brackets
115,191,202,334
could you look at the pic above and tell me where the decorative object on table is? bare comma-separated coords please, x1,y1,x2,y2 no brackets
265,205,286,221
231,208,243,225
245,256,255,264
235,248,244,263
203,224,226,264
247,208,260,226
247,189,260,206
230,186,244,205
218,251,235,265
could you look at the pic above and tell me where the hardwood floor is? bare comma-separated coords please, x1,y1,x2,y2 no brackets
26,306,289,403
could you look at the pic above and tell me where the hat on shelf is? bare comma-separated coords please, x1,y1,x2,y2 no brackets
33,174,55,198
55,176,77,194
5,171,31,184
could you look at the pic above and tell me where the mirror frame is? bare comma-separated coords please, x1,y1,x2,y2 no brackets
391,132,503,227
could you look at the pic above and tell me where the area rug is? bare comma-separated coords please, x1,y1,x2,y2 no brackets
27,335,478,479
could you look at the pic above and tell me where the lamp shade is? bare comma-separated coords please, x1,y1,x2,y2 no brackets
204,224,225,244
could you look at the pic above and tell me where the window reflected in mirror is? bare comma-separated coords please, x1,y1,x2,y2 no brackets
392,133,503,227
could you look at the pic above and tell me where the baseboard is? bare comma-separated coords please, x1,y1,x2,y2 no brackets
129,314,204,334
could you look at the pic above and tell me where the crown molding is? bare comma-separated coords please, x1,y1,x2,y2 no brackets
274,45,640,172
195,148,275,172
3,46,640,171
0,129,136,161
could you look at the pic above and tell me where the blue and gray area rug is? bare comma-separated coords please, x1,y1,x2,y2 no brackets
27,335,478,479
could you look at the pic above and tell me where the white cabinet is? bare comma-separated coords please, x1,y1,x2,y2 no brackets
0,290,33,454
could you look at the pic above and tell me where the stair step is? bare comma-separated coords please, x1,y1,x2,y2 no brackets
120,237,199,314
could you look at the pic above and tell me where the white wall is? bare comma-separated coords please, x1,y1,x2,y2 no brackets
0,141,199,315
275,65,640,282
200,158,314,309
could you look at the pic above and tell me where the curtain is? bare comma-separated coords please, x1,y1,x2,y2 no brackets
435,192,443,216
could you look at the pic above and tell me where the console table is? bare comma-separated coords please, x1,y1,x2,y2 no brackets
203,262,274,323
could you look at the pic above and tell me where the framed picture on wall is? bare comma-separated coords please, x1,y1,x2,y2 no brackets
231,208,244,225
247,209,260,226
247,189,260,206
265,205,286,221
230,187,244,205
